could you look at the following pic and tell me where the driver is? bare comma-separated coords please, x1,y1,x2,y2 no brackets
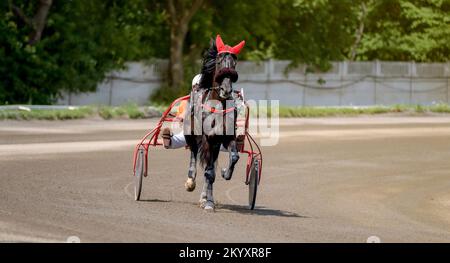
162,74,201,149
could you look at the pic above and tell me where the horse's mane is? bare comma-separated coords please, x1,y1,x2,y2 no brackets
199,39,217,90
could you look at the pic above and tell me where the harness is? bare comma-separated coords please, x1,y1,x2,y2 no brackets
201,86,236,114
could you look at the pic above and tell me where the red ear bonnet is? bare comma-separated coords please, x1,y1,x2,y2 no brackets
216,35,245,55
216,35,225,53
230,41,245,55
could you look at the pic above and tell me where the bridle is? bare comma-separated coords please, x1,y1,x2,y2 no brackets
216,53,237,69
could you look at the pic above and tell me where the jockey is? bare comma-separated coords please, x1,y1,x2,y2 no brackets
162,74,201,149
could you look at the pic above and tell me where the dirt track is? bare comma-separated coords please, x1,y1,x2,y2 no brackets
1,116,450,242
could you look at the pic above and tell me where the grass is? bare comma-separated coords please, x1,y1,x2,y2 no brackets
1,103,450,120
428,103,450,113
257,103,450,118
0,107,95,120
123,103,145,119
275,106,391,118
98,103,145,119
0,103,148,120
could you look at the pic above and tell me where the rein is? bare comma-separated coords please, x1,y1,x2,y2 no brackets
202,103,235,114
201,86,235,114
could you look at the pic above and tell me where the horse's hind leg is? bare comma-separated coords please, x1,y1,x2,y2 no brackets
185,147,198,192
221,140,240,180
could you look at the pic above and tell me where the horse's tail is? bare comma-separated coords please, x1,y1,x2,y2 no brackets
199,135,210,168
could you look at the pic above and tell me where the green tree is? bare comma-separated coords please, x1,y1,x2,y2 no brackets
165,0,204,90
151,0,280,102
3,0,449,105
0,0,166,104
273,0,361,70
357,0,450,61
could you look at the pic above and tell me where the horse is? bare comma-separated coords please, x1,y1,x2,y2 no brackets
183,35,245,211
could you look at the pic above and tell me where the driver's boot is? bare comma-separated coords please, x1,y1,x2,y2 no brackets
162,127,172,149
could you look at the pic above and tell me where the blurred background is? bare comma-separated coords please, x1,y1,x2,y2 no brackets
1,0,449,108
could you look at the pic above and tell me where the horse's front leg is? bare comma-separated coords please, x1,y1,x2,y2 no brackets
201,144,220,211
185,147,197,192
221,140,240,180
202,164,216,211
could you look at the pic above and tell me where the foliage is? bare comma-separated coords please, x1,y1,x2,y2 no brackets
273,0,361,71
207,0,280,61
1,0,449,105
0,0,167,104
358,0,450,61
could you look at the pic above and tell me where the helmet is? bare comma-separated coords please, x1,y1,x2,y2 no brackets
192,74,202,86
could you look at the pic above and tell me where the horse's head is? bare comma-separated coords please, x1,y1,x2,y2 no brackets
213,35,245,100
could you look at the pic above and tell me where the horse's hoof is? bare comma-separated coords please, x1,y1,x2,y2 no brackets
221,168,227,178
222,168,232,181
185,178,196,192
203,201,215,212
199,198,207,208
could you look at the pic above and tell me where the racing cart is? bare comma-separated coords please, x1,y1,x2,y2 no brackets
132,91,262,209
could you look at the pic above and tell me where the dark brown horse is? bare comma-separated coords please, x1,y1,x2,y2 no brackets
183,35,245,211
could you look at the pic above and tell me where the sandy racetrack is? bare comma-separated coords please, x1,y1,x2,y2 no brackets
0,117,449,242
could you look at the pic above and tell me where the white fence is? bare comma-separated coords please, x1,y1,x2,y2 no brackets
58,60,450,106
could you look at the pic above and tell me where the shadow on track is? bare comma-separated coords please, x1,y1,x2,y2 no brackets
138,198,198,206
137,199,307,218
138,199,171,203
217,204,308,218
